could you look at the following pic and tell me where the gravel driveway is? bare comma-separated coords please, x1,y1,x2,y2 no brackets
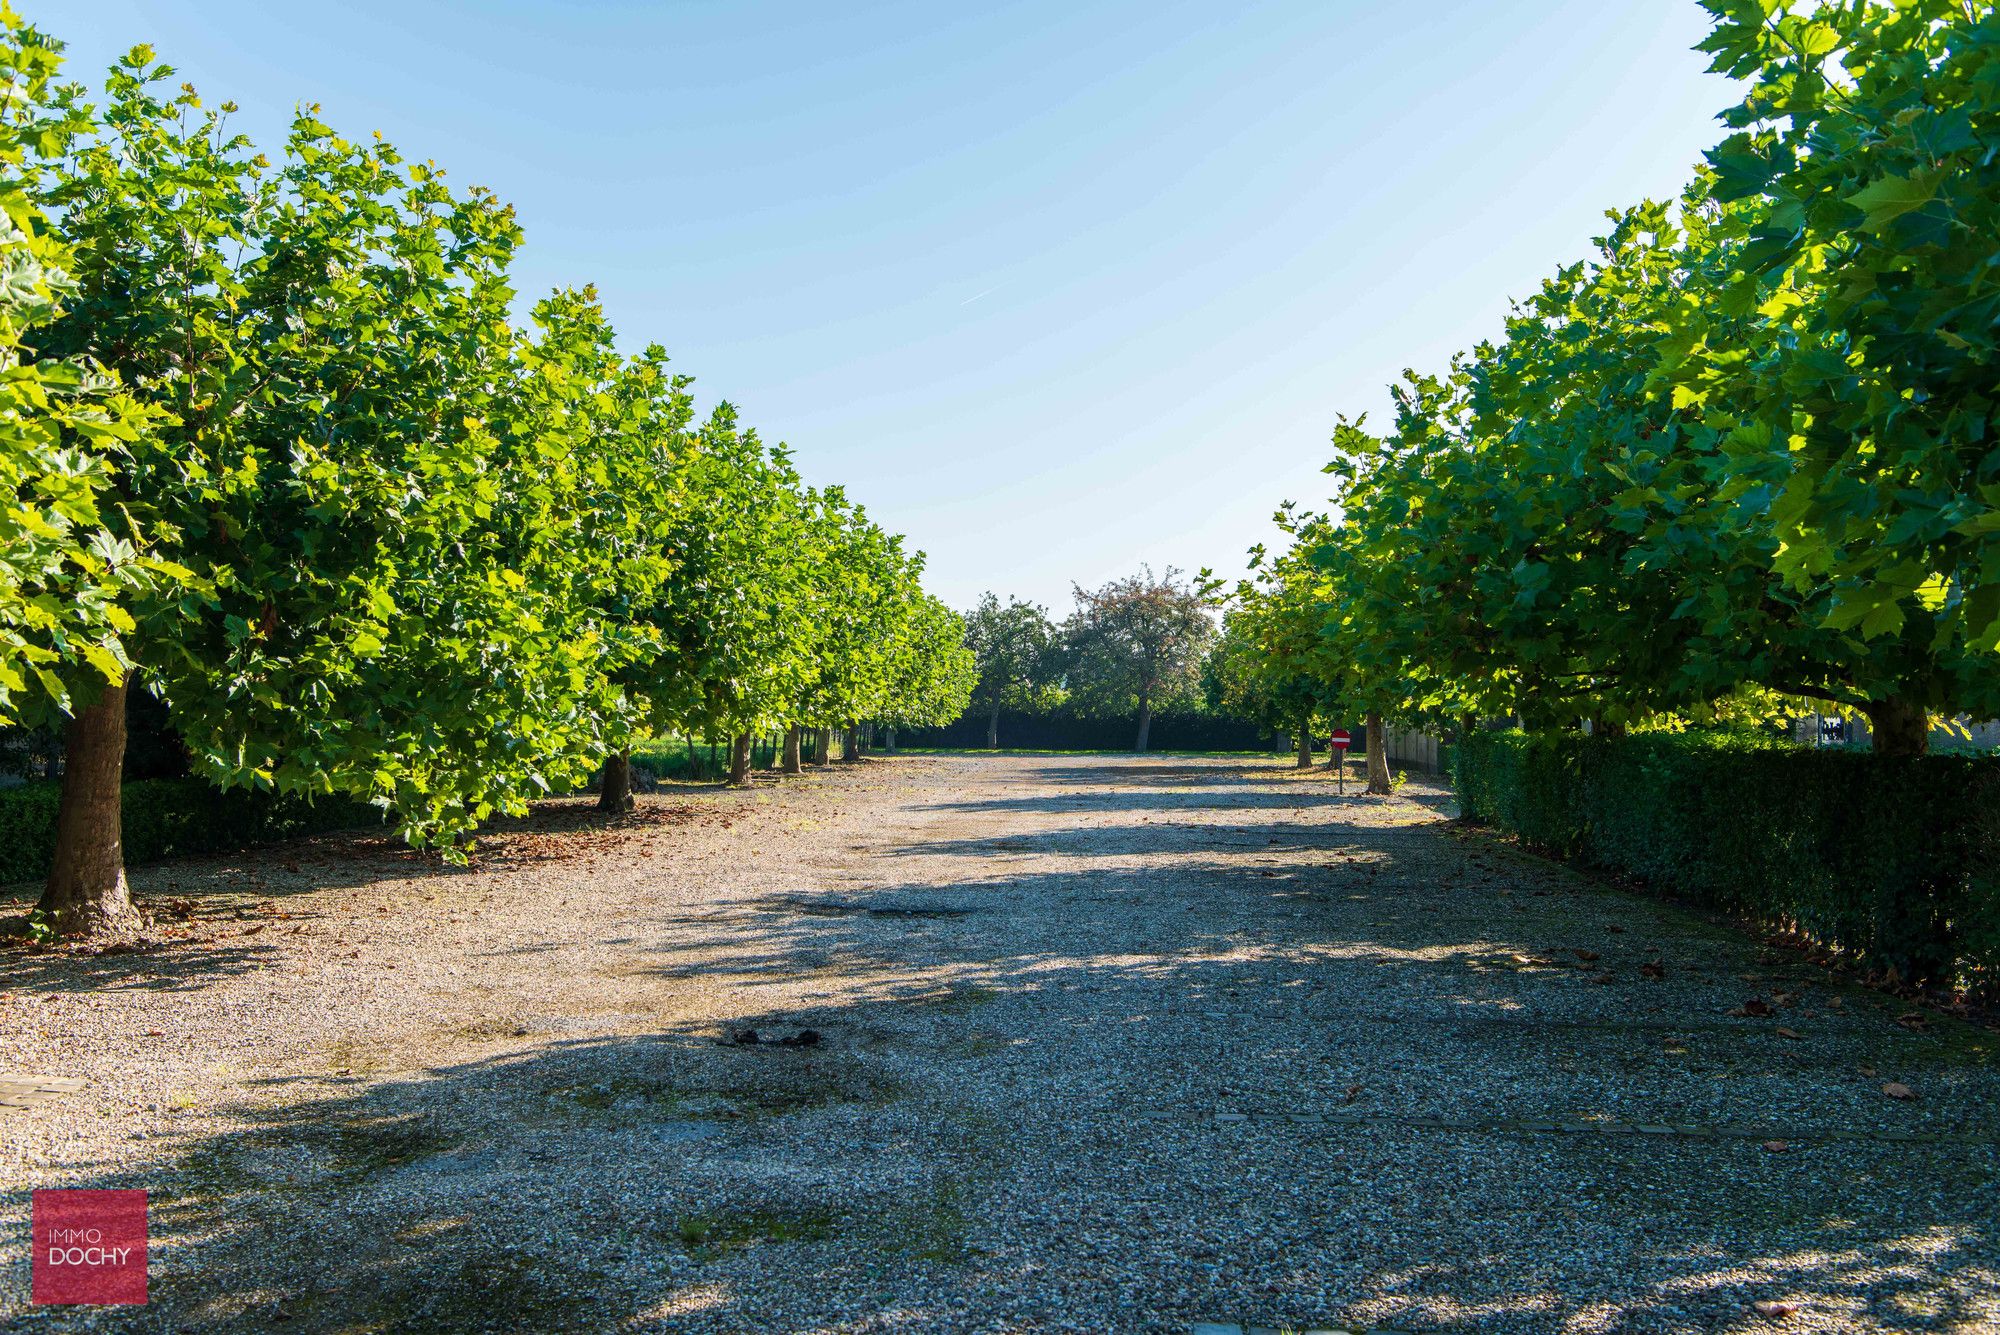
2,753,1996,1333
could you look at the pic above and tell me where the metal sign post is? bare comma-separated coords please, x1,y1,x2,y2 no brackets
1331,728,1351,795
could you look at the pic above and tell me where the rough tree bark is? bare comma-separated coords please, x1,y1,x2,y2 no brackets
782,725,803,774
1365,710,1392,795
884,727,896,752
841,725,861,764
598,750,634,813
38,680,140,936
1865,694,1930,757
1134,689,1152,753
816,727,833,767
728,731,753,786
1295,710,1314,769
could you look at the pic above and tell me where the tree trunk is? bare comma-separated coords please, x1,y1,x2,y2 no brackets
1365,711,1391,795
885,727,896,752
598,750,634,812
782,726,803,774
1865,694,1930,757
38,680,138,937
816,727,832,767
1296,711,1314,769
1134,692,1152,753
841,725,861,764
987,699,1001,749
728,731,753,786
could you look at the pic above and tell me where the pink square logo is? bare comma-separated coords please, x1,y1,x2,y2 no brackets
31,1190,147,1305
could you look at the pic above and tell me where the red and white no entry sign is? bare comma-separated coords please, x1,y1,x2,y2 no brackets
1331,729,1352,749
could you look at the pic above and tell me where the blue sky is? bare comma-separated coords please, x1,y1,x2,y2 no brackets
50,1,1736,614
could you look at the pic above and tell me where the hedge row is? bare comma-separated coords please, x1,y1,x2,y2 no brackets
896,709,1280,752
0,779,379,886
1454,731,2000,998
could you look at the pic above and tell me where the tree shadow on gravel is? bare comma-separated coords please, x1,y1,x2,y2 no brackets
10,973,1993,1335
0,938,275,993
6,756,1996,1333
0,790,750,995
876,818,1404,858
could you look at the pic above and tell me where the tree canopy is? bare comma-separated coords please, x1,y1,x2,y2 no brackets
1236,0,2000,757
0,11,973,934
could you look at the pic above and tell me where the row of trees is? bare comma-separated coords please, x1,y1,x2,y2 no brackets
1221,0,1998,768
0,15,973,937
963,568,1216,751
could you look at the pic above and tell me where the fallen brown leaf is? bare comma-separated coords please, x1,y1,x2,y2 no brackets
1732,998,1775,1018
1575,948,1601,962
1640,961,1666,981
1881,1081,1915,1101
1752,1299,1799,1320
1762,1140,1790,1153
1776,1027,1802,1040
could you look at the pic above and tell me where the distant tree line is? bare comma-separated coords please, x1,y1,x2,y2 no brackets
938,568,1287,752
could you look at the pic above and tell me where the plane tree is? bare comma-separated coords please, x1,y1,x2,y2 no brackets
874,594,978,747
1064,567,1215,752
962,593,1056,748
1212,510,1350,767
23,47,659,930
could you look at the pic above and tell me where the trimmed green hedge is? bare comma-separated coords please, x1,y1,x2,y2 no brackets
0,778,379,885
1455,731,2000,998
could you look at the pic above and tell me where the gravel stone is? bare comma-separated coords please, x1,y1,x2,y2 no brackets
1,754,1996,1333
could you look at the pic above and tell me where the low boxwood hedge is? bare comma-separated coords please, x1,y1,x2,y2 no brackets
1455,730,2000,998
0,778,379,886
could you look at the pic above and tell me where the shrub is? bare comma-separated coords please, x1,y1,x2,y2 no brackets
1455,731,2000,998
0,778,378,886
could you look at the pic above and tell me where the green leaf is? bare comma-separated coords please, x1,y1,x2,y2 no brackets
1845,172,1944,233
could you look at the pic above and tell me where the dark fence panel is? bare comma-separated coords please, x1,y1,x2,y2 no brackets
898,709,1281,752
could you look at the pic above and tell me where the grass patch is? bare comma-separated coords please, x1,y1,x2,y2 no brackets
546,1071,904,1121
315,1114,456,1181
676,1205,841,1261
909,983,1000,1014
323,1251,593,1334
873,1178,974,1264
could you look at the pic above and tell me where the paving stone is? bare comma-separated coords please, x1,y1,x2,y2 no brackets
0,1075,87,1110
